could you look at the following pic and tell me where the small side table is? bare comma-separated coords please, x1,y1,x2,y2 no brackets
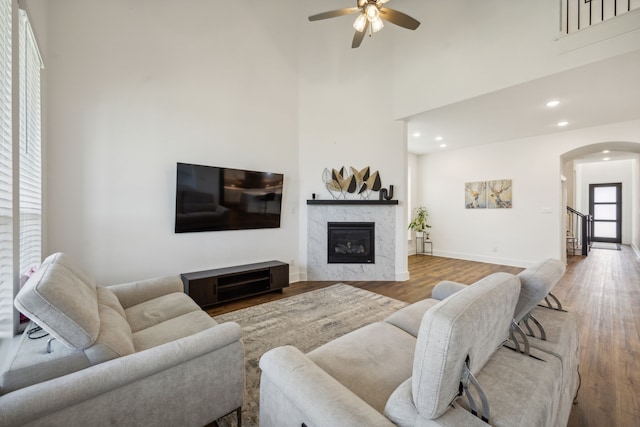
416,235,433,256
423,239,433,256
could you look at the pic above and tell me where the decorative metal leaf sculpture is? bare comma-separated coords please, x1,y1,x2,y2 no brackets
332,168,357,193
322,166,383,200
350,166,371,197
366,171,382,191
322,168,342,198
350,166,370,186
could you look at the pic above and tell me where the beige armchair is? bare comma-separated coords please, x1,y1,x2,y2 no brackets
1,253,244,426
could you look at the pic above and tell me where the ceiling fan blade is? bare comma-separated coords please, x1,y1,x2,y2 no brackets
379,8,421,30
309,7,360,21
352,21,369,48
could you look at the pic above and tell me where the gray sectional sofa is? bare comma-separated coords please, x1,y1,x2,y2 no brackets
0,253,245,427
259,259,579,426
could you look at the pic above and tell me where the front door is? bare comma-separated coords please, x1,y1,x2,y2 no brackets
589,183,622,243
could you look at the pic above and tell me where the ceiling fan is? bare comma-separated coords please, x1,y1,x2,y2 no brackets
308,0,421,48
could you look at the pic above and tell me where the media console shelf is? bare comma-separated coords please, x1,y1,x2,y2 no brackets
181,261,289,308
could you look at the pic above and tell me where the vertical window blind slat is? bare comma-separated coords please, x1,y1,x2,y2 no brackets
0,0,14,338
0,5,42,338
19,10,41,274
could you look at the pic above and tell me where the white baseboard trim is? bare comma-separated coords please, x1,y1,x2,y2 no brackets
433,250,530,268
631,243,640,258
395,270,410,281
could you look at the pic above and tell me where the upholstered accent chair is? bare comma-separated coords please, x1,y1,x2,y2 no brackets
1,253,244,427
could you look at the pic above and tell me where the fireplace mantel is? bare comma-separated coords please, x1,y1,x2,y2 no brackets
307,200,398,205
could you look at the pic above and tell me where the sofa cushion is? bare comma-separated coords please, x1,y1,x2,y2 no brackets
307,322,417,413
0,325,91,395
385,378,490,427
387,346,565,427
132,310,218,352
41,252,97,290
514,258,565,322
517,307,580,427
106,276,184,308
124,292,203,333
83,286,135,365
412,272,521,419
431,280,467,300
384,298,440,337
14,260,100,349
529,306,577,348
458,346,563,426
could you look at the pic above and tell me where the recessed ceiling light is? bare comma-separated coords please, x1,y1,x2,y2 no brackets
602,150,610,154
546,100,560,107
557,121,569,127
439,143,447,148
603,157,610,161
412,132,421,137
435,136,443,141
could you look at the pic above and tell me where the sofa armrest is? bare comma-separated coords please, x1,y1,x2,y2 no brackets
259,345,395,427
0,322,244,426
106,275,184,308
431,280,467,300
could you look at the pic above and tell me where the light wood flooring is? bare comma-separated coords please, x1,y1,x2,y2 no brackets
207,247,640,427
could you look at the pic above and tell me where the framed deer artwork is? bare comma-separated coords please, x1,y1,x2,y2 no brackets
464,181,487,209
487,179,512,208
465,179,512,209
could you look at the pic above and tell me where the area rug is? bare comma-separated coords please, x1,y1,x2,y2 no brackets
213,283,408,427
591,242,621,250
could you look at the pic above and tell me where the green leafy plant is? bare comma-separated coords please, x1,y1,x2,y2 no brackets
408,206,431,233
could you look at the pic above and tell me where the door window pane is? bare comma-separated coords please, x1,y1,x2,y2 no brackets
594,186,617,203
594,204,617,221
594,222,617,238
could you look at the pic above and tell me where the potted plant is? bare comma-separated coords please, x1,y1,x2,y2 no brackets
408,206,431,239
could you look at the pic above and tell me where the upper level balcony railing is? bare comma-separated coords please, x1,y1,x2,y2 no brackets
562,0,640,34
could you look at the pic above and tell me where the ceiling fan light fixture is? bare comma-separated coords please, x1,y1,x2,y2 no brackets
371,16,384,32
353,14,367,32
308,0,420,48
365,4,379,20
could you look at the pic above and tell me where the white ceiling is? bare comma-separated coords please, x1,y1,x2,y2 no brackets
406,49,640,156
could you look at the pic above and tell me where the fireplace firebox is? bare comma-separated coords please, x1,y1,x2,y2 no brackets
327,222,375,264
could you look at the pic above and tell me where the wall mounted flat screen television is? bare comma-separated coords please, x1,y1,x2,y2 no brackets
175,162,284,233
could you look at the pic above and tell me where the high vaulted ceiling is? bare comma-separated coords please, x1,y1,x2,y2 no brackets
407,49,640,155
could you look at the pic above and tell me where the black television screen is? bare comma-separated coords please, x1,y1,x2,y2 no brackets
175,162,284,233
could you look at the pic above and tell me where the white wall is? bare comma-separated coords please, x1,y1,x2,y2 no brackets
417,120,640,267
391,0,640,118
38,0,302,283
634,157,640,253
28,0,640,282
297,2,409,280
407,153,418,255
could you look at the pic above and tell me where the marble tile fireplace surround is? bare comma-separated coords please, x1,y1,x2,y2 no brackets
307,200,398,281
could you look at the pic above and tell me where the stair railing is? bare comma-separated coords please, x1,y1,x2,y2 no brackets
566,206,592,256
562,0,640,34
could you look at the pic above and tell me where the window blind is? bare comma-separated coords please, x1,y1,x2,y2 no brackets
19,10,42,275
0,0,14,339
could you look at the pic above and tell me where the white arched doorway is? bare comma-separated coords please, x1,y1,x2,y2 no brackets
560,141,640,262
